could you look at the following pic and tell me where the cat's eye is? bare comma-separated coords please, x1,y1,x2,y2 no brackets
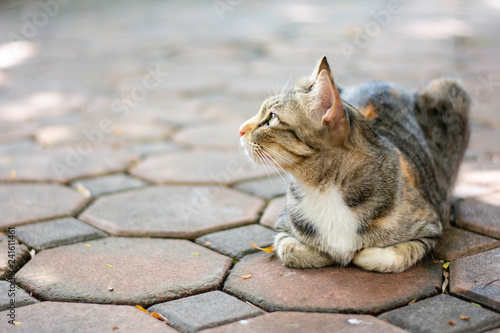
266,113,279,127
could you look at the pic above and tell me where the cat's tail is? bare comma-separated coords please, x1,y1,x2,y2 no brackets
414,79,471,187
352,238,437,273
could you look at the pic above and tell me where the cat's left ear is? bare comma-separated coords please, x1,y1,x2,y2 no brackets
308,60,348,140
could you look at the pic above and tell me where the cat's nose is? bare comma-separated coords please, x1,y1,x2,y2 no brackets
239,124,246,137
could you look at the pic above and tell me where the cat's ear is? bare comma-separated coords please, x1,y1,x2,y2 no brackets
309,56,335,88
309,69,345,121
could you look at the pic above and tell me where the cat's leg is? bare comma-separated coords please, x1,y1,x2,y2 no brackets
352,238,437,273
274,232,335,268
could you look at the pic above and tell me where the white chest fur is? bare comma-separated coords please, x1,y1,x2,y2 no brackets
297,185,360,260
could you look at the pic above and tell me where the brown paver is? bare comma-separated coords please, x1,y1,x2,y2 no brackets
79,185,265,239
0,184,89,228
129,151,272,185
0,149,138,183
433,227,500,261
173,122,242,150
454,193,500,239
224,253,442,314
450,247,500,311
0,302,176,333
259,196,286,229
16,238,232,307
201,311,406,333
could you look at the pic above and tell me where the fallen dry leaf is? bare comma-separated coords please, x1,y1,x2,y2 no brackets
9,170,16,179
249,241,274,253
442,262,450,270
150,311,168,323
13,322,22,326
135,305,149,314
192,253,200,256
205,241,211,246
105,264,114,268
75,183,91,198
85,244,92,248
448,320,456,326
241,275,251,279
460,315,470,321
112,326,119,330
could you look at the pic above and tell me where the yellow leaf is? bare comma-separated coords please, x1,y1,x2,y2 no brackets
241,275,251,279
13,322,22,326
75,183,91,198
135,305,149,314
105,264,114,268
85,244,92,248
192,253,200,256
460,315,470,320
9,170,17,179
150,312,168,323
442,262,450,270
249,241,275,253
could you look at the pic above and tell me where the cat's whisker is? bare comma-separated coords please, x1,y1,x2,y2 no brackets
280,73,293,95
255,149,277,190
261,145,295,169
257,147,289,185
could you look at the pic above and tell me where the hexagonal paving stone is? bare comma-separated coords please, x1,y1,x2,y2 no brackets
129,151,272,185
35,121,173,146
71,173,148,197
15,217,108,251
224,253,442,314
173,122,242,150
195,225,275,259
379,294,500,333
16,238,232,307
0,148,138,183
0,281,38,310
0,121,37,143
0,184,89,228
125,141,182,157
454,194,500,238
0,302,176,332
260,196,285,229
233,176,288,200
148,291,264,333
433,227,500,261
201,312,406,333
79,186,265,239
450,247,500,311
0,234,30,280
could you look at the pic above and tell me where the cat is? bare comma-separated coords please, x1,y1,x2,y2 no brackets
239,56,470,273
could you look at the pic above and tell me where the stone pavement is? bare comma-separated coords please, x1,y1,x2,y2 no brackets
0,0,499,332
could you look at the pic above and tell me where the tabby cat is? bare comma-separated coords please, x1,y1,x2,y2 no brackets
239,56,470,273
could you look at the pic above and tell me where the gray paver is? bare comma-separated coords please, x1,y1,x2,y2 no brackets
201,312,407,333
148,291,264,333
233,176,288,200
0,281,38,311
0,233,31,280
79,185,265,239
16,238,232,307
15,217,108,251
378,294,500,333
450,247,500,311
195,225,275,259
173,122,242,150
71,173,148,197
125,141,182,157
224,253,442,314
0,302,176,333
0,184,89,228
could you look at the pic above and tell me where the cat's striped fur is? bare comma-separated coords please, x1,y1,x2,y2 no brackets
239,56,470,273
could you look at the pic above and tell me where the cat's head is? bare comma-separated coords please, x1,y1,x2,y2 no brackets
239,56,350,174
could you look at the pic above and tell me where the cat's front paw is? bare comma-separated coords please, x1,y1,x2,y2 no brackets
275,232,334,268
